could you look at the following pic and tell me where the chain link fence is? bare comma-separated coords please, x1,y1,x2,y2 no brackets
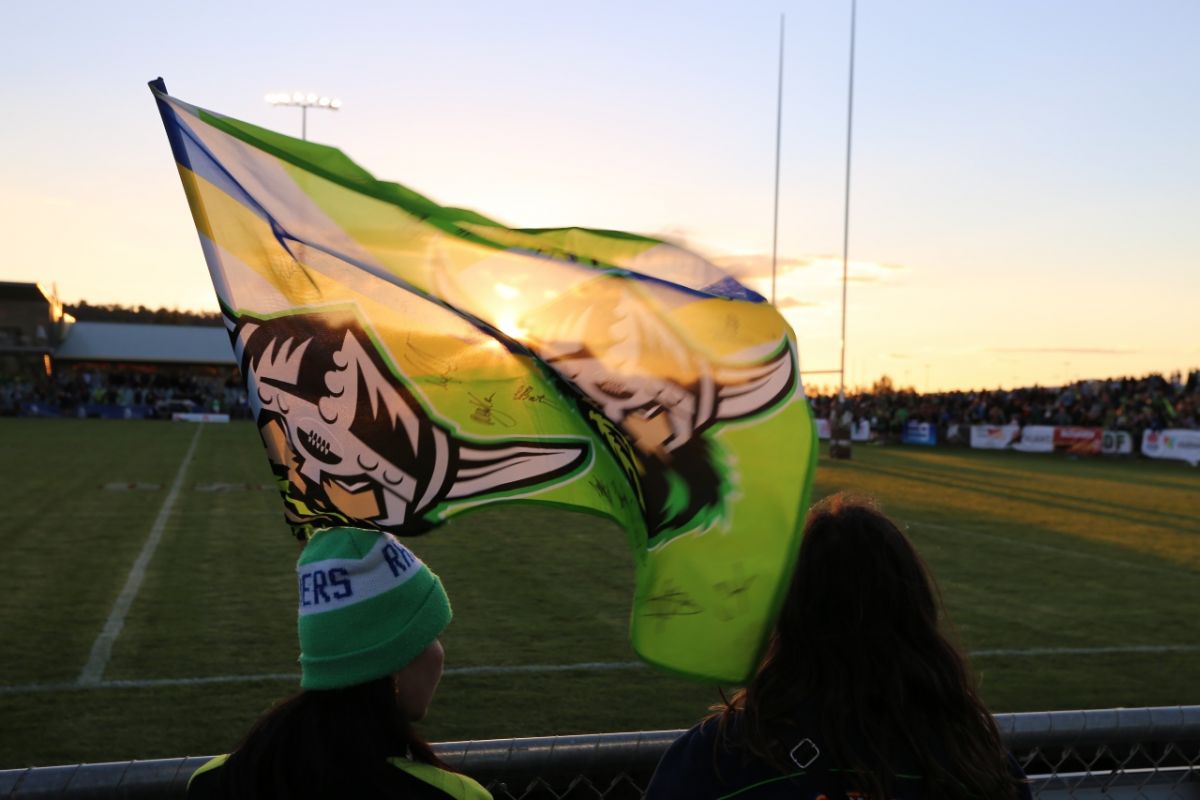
1003,707,1200,800
2,706,1197,798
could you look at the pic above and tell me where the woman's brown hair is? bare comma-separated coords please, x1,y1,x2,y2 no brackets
720,492,1023,799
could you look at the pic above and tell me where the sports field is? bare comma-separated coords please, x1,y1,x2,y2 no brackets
0,418,1197,768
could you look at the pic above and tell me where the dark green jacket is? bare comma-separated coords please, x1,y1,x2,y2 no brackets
188,754,492,800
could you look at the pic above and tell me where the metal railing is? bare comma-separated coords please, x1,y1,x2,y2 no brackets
2,706,1197,798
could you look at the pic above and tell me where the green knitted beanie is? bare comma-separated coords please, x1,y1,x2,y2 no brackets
296,527,452,690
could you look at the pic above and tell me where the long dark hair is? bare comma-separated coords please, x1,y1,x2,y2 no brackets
721,493,1021,799
215,675,445,799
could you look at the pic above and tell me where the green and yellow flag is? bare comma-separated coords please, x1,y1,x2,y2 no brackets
151,80,816,683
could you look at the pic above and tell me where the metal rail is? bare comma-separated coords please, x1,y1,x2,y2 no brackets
2,706,1198,798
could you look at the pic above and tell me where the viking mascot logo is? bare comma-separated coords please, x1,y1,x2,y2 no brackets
230,310,589,536
524,282,797,546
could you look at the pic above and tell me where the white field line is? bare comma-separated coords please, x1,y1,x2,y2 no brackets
77,427,204,686
2,661,647,696
910,520,1196,577
971,644,1200,658
4,646,1199,697
446,661,645,677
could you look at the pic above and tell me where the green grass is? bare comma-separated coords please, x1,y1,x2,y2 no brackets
0,419,1197,768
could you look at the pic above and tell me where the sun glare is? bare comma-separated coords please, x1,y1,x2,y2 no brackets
493,314,528,342
494,282,520,300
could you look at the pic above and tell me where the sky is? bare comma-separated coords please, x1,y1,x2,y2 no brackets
1,0,1196,392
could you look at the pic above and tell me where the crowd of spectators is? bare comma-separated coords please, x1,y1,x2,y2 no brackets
5,365,1199,445
0,366,250,419
807,370,1200,444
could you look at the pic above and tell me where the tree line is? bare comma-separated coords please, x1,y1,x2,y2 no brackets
64,301,222,327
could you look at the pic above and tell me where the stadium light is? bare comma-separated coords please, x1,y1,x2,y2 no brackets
265,90,342,141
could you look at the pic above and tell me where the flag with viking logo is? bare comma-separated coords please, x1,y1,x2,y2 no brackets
150,79,817,683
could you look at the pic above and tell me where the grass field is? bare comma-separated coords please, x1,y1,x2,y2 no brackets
0,418,1197,768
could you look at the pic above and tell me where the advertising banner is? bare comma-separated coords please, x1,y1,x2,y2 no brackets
902,421,937,446
172,413,231,423
1054,426,1103,455
1012,425,1055,453
970,424,1020,450
84,403,153,420
1142,429,1200,466
20,402,60,417
816,418,832,440
1101,430,1133,455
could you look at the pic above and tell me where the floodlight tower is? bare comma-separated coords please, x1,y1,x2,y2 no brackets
265,91,342,140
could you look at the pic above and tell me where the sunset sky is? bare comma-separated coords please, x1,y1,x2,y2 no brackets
2,0,1196,391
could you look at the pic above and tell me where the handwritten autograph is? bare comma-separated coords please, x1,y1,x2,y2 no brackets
468,392,517,427
403,333,461,390
643,582,704,621
712,564,756,622
589,476,633,509
513,383,561,410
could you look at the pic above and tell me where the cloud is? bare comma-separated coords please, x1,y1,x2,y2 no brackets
710,254,815,279
987,347,1138,355
652,225,696,242
713,254,910,287
776,297,820,309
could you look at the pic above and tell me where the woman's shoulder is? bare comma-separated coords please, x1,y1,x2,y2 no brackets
665,714,726,753
645,709,945,800
646,714,793,800
644,716,727,800
185,753,494,800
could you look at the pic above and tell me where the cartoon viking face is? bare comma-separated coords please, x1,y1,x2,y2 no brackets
231,311,588,533
526,284,797,540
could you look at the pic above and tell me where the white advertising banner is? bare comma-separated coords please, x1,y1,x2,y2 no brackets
816,418,831,440
173,412,231,423
1141,429,1200,466
1012,425,1055,453
970,424,1020,450
1101,430,1133,455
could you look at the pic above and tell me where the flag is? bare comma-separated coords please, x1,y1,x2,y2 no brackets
150,79,816,683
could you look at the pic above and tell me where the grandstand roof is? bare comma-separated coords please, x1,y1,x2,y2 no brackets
55,322,235,365
0,281,50,304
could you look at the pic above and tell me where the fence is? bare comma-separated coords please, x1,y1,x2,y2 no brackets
2,706,1197,798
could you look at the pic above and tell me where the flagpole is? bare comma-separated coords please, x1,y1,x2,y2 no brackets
770,14,785,307
838,0,857,403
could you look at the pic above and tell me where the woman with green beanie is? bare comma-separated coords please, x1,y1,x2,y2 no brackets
188,527,491,800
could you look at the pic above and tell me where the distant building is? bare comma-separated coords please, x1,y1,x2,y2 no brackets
1,282,234,376
0,281,67,378
1,287,241,416
46,321,240,418
53,321,235,368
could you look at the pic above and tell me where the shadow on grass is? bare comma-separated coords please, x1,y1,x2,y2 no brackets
848,459,1200,536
